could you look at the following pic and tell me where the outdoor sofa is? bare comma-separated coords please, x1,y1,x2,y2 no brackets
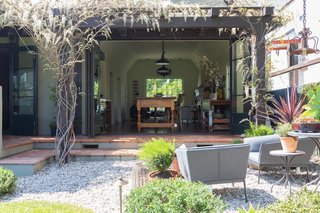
175,143,250,202
243,134,316,183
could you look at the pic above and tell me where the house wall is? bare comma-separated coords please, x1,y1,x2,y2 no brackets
271,0,320,89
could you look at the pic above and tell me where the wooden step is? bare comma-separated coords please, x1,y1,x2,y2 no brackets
0,150,54,176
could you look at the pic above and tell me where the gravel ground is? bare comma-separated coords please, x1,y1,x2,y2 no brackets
1,156,320,213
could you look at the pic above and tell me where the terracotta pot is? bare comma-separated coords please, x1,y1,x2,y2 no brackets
148,169,179,179
280,136,298,153
172,156,180,176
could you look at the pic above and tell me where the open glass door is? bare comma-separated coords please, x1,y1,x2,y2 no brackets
230,39,250,134
9,46,37,135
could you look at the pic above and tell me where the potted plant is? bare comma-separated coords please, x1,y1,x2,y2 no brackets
138,138,178,179
275,123,298,153
49,85,58,136
49,119,57,137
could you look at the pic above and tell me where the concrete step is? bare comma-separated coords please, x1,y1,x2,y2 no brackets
0,150,54,176
0,149,138,176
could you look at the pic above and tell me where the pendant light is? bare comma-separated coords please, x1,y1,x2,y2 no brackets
290,0,319,55
155,41,170,65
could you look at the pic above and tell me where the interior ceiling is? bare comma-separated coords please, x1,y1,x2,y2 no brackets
101,40,227,60
100,40,229,76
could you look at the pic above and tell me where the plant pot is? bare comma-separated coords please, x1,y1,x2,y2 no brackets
148,169,179,179
171,156,180,176
50,127,57,137
280,136,298,153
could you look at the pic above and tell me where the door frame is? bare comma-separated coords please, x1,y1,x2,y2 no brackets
9,45,38,135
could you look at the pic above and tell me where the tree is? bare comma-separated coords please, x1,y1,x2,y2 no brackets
0,0,205,165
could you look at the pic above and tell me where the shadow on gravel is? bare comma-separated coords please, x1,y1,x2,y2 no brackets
212,187,277,212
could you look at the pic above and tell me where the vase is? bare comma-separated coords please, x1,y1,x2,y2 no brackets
217,88,225,100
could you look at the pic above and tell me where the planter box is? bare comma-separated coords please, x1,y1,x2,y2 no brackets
292,123,320,133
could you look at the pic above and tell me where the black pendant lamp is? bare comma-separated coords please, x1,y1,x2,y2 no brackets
155,41,171,77
157,65,171,77
155,41,170,65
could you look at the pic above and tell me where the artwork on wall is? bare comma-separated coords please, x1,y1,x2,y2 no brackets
133,80,139,100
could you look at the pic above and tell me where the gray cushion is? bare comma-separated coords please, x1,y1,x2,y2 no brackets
243,135,280,152
248,152,260,164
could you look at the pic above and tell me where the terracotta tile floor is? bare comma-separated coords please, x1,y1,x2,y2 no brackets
2,134,241,149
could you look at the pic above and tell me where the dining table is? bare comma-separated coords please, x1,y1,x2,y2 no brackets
136,97,175,132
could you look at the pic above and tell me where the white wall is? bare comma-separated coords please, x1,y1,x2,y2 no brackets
271,0,320,88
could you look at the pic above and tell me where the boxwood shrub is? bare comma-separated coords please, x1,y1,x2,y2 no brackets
126,178,226,213
0,167,16,196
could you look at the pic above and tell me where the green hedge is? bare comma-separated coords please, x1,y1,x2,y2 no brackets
0,201,94,213
0,167,16,196
126,178,226,213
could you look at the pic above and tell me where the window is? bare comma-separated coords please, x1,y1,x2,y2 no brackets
146,79,183,99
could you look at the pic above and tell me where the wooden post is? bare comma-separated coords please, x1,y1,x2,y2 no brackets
137,109,141,132
252,22,267,125
0,86,2,148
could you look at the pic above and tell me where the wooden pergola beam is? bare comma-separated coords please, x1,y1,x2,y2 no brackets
271,57,320,77
84,16,272,29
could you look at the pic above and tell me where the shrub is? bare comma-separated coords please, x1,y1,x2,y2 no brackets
138,138,175,173
125,178,226,213
265,190,320,213
0,201,94,213
270,87,305,124
302,85,320,121
239,190,320,213
0,167,16,196
244,121,274,137
232,139,242,144
275,123,293,137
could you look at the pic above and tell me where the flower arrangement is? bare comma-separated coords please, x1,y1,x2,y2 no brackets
198,55,225,89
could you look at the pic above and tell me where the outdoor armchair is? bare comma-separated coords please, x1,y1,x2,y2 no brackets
244,134,316,183
176,143,250,202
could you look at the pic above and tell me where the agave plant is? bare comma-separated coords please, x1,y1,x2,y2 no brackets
271,87,306,124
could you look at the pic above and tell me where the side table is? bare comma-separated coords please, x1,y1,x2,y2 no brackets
270,150,306,196
288,132,320,191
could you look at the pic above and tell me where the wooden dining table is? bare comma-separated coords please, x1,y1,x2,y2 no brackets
136,97,175,132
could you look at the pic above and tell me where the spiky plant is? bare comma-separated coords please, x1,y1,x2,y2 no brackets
271,87,306,124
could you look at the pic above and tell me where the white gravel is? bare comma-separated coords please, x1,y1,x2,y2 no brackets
1,156,320,213
1,160,136,213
